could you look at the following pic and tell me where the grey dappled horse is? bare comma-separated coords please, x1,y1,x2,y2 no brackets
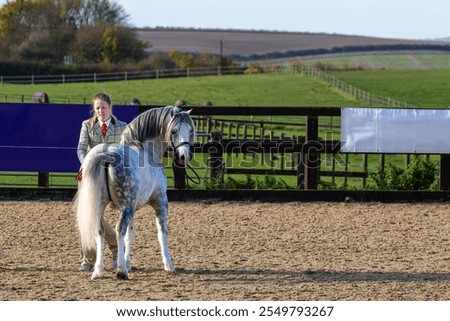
75,106,195,280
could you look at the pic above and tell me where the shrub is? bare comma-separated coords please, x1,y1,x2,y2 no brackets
255,175,290,189
369,157,438,190
203,175,291,189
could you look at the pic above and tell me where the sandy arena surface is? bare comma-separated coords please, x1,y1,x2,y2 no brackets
0,199,449,301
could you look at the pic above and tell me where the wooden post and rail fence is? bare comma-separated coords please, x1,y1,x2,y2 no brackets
182,106,450,191
1,104,450,191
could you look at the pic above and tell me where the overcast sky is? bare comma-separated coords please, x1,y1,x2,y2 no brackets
0,0,448,40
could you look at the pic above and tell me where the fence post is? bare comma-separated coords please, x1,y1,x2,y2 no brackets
209,130,224,186
296,149,305,189
38,172,49,188
440,155,450,190
304,115,319,189
172,159,186,189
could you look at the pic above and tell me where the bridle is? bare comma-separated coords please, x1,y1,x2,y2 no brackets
171,140,193,152
169,127,200,186
169,127,194,159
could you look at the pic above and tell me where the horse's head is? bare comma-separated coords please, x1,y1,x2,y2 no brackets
166,107,196,165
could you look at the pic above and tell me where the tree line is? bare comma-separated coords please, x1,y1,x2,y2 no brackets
0,0,235,76
232,44,450,61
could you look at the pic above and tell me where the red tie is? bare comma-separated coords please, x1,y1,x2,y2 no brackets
101,123,107,137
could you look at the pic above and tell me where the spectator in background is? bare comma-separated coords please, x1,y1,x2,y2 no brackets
129,97,141,106
175,99,186,107
76,92,127,272
32,92,49,103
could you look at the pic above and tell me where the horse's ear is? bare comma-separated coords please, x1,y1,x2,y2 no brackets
170,106,178,117
185,109,193,114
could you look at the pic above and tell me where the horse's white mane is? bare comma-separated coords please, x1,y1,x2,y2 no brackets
120,105,179,145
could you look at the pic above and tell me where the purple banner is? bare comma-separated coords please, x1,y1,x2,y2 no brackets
0,103,138,172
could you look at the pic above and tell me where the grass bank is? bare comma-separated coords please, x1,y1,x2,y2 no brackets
0,73,361,107
330,70,450,107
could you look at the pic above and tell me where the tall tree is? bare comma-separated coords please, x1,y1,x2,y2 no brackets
0,0,140,64
12,0,80,61
0,0,34,58
78,0,129,26
73,23,147,64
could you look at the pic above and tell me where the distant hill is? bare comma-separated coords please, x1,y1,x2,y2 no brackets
435,37,450,42
137,28,450,61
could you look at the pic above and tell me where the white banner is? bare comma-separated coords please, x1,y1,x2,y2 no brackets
341,107,450,153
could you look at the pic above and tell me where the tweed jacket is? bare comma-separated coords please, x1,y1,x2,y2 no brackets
77,114,127,164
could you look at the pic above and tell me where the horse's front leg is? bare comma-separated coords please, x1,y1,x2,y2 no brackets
154,198,175,272
124,220,135,271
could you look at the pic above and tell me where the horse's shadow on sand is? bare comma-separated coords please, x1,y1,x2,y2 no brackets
133,267,450,283
2,266,449,283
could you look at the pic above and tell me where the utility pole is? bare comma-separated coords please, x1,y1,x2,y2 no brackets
219,39,223,67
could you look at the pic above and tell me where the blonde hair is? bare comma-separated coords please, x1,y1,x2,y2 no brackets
92,92,112,105
88,93,112,129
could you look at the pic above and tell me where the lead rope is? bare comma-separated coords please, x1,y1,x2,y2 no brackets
185,163,201,187
170,141,201,188
172,157,201,190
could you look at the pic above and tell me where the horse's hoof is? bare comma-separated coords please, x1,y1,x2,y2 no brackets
91,271,103,280
116,271,129,280
164,266,175,273
164,263,175,273
126,262,133,271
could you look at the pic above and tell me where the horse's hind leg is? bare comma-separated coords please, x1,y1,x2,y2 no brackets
91,221,106,280
152,196,175,272
116,208,135,280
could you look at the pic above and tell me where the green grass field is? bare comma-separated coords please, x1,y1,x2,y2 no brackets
0,73,362,107
303,53,450,71
2,68,449,108
330,70,450,107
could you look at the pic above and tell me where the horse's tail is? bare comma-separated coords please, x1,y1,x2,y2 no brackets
74,150,108,256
